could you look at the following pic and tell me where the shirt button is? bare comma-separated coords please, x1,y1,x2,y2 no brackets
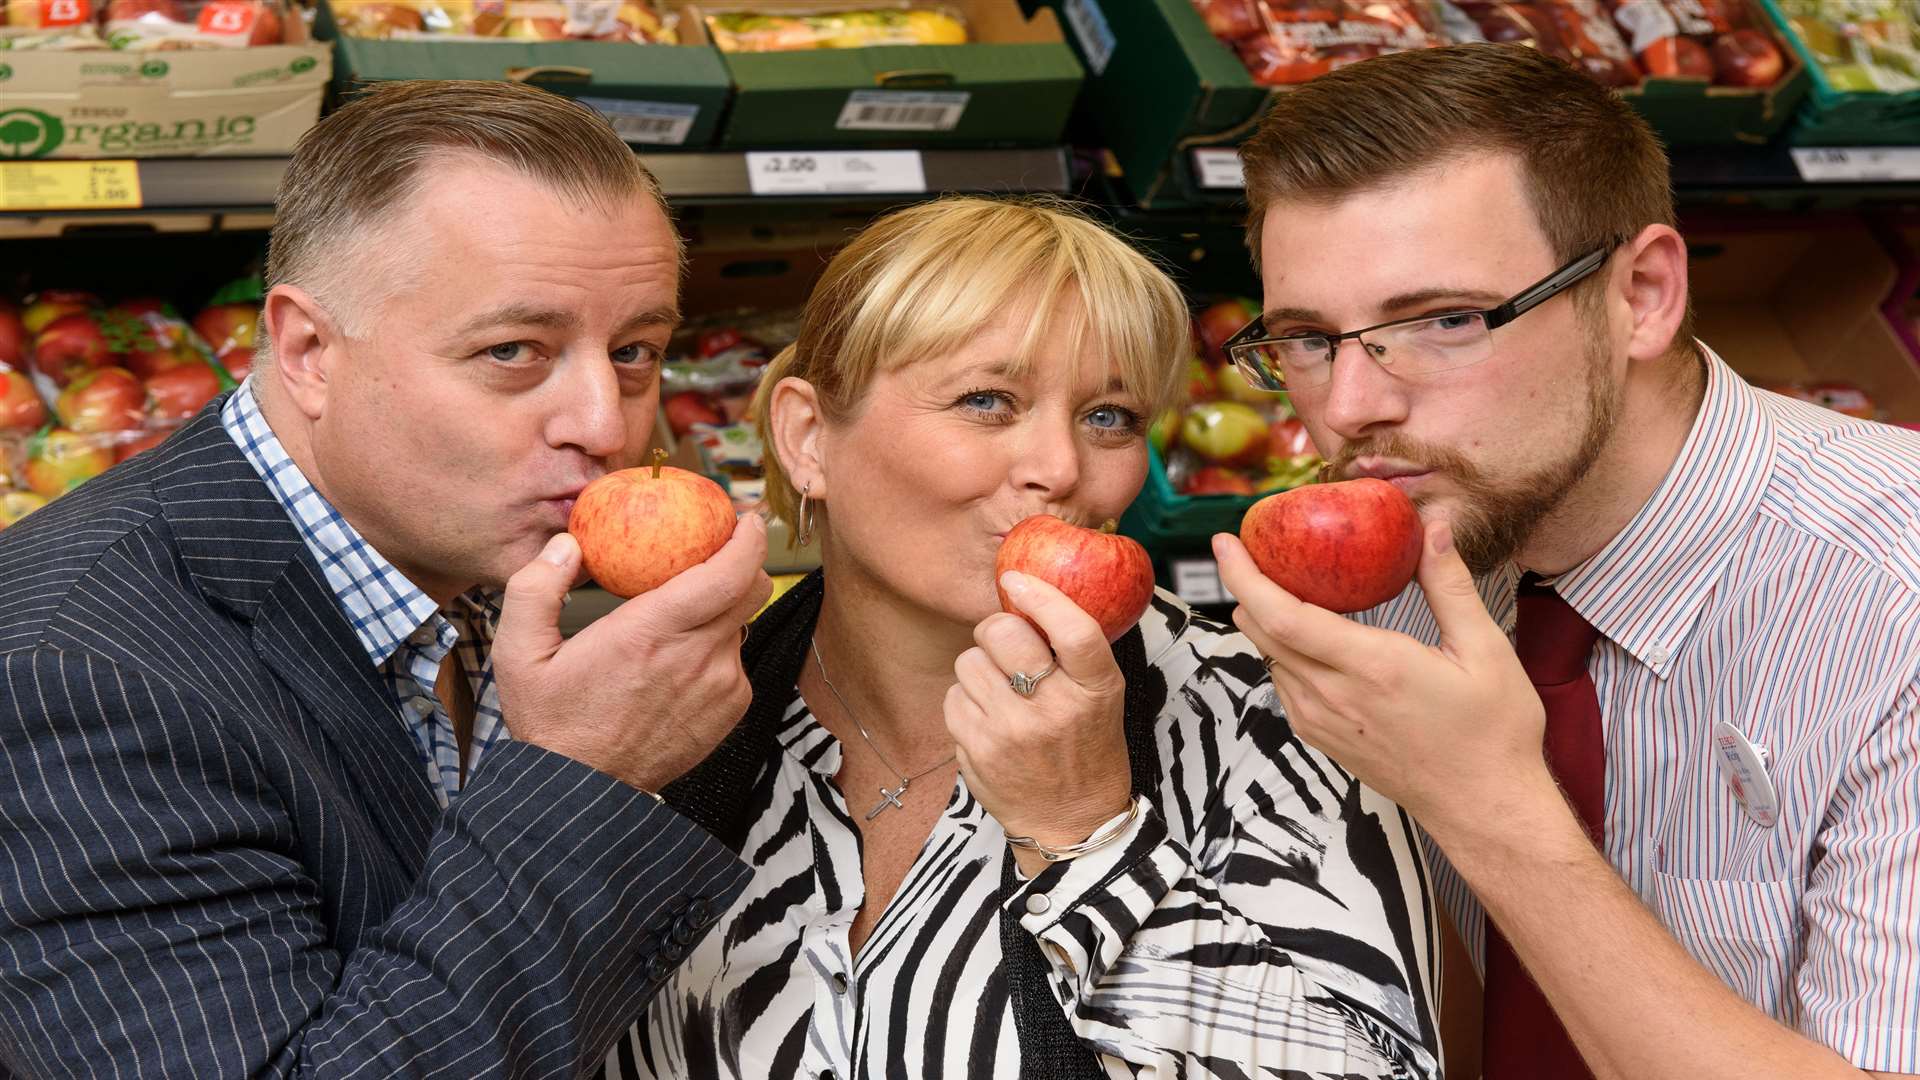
1648,646,1670,666
830,972,848,994
1025,894,1050,916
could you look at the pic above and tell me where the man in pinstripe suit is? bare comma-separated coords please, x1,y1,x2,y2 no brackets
0,81,770,1077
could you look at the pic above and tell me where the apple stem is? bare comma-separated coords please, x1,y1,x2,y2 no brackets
650,447,667,479
1100,519,1117,534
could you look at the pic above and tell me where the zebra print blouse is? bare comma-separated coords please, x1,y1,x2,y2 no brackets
603,592,1443,1079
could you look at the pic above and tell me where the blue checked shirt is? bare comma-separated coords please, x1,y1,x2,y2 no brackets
221,383,509,807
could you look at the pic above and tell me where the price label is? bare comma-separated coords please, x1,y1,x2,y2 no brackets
1192,148,1246,190
835,91,969,133
1790,146,1920,182
745,151,926,197
0,160,142,211
1170,558,1236,605
580,98,699,146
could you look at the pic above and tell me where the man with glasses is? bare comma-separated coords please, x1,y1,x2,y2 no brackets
1214,43,1920,1080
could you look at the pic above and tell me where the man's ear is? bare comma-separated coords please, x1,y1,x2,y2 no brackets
1618,224,1690,365
261,283,344,421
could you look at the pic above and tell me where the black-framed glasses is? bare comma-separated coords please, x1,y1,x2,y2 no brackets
1224,244,1617,392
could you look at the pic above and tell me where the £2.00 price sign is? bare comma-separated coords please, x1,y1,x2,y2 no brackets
745,151,926,196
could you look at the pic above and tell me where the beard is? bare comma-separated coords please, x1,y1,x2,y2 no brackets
1330,327,1623,575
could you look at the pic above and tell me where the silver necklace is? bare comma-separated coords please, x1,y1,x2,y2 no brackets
810,638,957,820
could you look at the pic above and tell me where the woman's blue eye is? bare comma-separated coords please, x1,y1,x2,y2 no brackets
1087,406,1130,429
962,392,1008,412
487,342,529,363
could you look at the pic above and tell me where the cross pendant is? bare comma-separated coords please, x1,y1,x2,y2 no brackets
865,780,908,820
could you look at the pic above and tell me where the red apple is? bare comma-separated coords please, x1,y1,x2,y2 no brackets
568,448,736,598
57,367,147,433
25,429,115,498
145,363,223,420
217,348,253,381
1267,415,1315,462
1640,36,1714,80
663,391,724,438
1195,297,1261,362
192,303,259,358
20,291,98,335
1711,29,1783,87
1186,356,1217,402
0,370,48,432
1239,477,1423,613
0,491,50,530
1180,401,1269,466
125,342,201,379
33,313,113,386
1197,0,1263,40
1183,466,1257,496
114,427,172,463
697,328,744,358
0,302,27,371
995,514,1154,644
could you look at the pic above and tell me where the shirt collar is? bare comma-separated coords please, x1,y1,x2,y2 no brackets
1546,344,1775,678
220,379,446,667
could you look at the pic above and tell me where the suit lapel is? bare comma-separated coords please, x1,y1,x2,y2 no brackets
157,402,439,874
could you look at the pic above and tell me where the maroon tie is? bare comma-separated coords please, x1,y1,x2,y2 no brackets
1482,574,1604,1080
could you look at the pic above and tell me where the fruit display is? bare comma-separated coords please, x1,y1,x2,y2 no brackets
704,6,967,51
331,0,677,43
994,514,1156,644
1,0,292,49
1773,0,1920,92
653,308,799,512
1239,477,1424,613
0,289,248,527
1189,0,1788,90
568,448,737,597
1157,297,1325,499
1748,376,1883,420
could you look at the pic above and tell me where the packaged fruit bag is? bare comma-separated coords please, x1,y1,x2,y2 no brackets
1156,297,1325,499
1775,0,1920,92
334,0,679,43
102,0,292,49
704,4,967,51
1191,0,1443,86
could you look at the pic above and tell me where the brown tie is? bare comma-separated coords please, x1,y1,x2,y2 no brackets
1482,574,1604,1080
435,649,477,785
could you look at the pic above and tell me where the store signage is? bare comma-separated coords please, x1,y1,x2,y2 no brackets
0,159,141,211
1063,0,1116,76
1790,146,1920,183
745,151,927,196
1170,558,1236,605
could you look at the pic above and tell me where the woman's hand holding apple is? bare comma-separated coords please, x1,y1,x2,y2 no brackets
946,572,1135,877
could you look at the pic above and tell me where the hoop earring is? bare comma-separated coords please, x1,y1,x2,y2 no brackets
796,482,817,547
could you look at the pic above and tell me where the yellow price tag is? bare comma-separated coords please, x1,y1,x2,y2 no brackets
0,161,143,212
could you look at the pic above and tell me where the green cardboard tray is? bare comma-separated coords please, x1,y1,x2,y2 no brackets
316,0,732,148
1759,0,1920,147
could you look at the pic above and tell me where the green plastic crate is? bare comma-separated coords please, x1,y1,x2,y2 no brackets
1118,444,1262,550
1761,0,1920,145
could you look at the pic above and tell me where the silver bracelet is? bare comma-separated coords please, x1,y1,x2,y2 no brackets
1005,799,1142,863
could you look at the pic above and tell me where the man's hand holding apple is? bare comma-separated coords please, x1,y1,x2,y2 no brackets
492,515,773,795
1213,519,1559,849
947,571,1135,878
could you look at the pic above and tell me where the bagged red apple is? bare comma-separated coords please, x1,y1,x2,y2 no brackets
995,515,1155,644
569,448,736,598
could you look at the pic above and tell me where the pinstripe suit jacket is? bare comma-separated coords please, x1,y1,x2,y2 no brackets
0,407,752,1078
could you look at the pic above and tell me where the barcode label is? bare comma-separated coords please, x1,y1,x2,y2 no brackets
1063,0,1116,75
835,91,970,132
578,98,699,146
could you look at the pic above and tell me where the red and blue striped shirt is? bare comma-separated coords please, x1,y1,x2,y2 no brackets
1357,347,1920,1072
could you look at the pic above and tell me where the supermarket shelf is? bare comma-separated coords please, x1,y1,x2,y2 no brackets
0,146,1071,227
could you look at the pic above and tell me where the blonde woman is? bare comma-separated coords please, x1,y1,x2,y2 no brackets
613,197,1442,1080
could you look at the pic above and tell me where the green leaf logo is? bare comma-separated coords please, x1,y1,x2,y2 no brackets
290,56,316,75
140,59,169,78
0,64,14,82
0,109,64,160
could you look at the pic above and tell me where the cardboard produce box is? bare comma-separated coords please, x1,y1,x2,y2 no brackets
315,1,731,148
0,25,328,159
1037,0,1808,207
702,0,1083,148
1688,223,1920,426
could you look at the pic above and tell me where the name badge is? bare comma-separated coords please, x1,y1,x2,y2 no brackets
1712,721,1778,828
